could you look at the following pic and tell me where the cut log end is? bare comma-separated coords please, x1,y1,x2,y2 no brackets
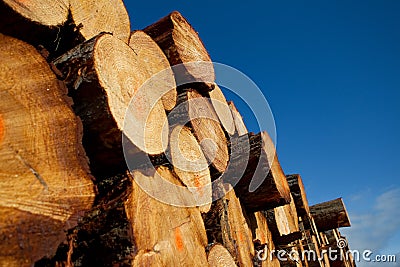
0,114,4,143
0,0,74,57
129,30,177,111
170,125,212,213
310,198,351,231
70,0,131,42
94,33,169,155
0,33,94,265
228,101,248,136
144,11,212,65
144,11,215,84
54,33,168,175
2,0,69,26
187,90,229,173
208,244,238,267
126,167,209,266
209,85,235,135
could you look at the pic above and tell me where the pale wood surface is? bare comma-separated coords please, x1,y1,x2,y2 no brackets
70,0,130,43
228,101,248,136
170,125,212,213
129,30,177,111
54,33,168,175
209,85,235,135
0,34,94,266
208,244,238,267
126,167,209,266
187,90,229,173
221,184,255,267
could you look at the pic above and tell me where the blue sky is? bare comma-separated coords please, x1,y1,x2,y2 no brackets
125,1,400,265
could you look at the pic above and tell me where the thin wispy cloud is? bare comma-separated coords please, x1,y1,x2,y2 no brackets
342,188,400,267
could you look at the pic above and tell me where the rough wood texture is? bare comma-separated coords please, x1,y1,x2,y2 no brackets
310,198,351,231
208,85,235,135
228,101,280,266
53,33,168,176
144,11,215,89
0,34,94,266
202,181,254,267
225,132,291,211
132,250,163,267
286,174,310,217
249,212,281,267
129,30,177,111
170,125,212,213
264,195,301,245
309,235,325,267
172,89,229,174
70,0,130,43
325,230,355,267
1,0,68,27
297,240,310,267
125,167,209,266
0,0,73,55
208,244,238,267
279,247,304,267
318,232,332,267
222,184,255,267
228,101,248,136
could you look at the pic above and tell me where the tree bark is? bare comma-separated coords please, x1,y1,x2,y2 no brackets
310,198,351,231
53,33,168,176
129,30,177,111
144,11,215,92
286,174,310,217
224,132,291,211
0,33,94,266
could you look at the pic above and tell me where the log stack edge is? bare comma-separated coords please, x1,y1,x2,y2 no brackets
0,2,356,267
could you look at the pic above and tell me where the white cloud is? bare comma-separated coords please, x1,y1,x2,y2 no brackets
341,188,400,267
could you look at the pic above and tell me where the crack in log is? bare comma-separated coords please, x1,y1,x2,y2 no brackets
172,218,191,229
15,153,49,191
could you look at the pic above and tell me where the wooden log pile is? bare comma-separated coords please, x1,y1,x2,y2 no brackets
0,3,356,267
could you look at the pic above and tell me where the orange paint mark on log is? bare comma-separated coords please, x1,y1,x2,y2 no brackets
174,227,184,252
0,114,4,143
238,231,244,243
194,175,201,188
193,174,204,197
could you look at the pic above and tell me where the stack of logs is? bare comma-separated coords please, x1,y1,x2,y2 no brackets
0,1,356,267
